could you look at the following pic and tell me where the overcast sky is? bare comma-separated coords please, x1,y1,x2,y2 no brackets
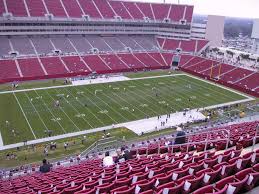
128,0,259,19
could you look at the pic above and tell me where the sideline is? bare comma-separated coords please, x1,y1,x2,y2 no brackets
0,74,185,94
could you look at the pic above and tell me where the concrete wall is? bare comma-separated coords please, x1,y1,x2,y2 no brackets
205,15,225,47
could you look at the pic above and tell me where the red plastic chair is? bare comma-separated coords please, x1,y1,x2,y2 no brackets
193,184,228,194
156,181,184,194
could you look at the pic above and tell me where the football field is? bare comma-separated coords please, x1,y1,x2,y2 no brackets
0,74,250,145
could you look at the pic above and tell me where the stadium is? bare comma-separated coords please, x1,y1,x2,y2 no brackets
0,0,258,193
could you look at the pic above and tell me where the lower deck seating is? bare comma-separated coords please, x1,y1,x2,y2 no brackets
180,56,259,97
0,60,20,81
39,57,68,76
18,58,45,77
61,56,91,74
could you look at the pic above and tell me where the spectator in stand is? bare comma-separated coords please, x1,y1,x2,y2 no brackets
121,147,132,161
174,127,186,145
103,151,114,167
39,159,52,173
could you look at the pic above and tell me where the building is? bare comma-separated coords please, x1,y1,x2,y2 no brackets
191,15,225,47
252,19,259,54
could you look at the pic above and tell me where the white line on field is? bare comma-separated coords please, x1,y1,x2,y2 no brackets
24,92,49,131
0,128,3,147
33,89,67,133
0,74,186,94
44,90,80,131
13,92,37,139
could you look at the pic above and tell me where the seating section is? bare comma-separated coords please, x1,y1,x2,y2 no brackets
44,0,67,17
1,35,162,58
77,0,101,18
180,56,259,97
168,4,185,22
10,36,35,56
0,37,12,58
132,36,159,51
25,0,47,17
185,6,194,23
67,36,92,54
6,0,28,17
0,121,258,194
82,55,111,74
94,0,116,19
158,38,209,53
236,72,259,90
122,2,144,20
39,57,68,76
2,0,193,24
136,2,154,20
0,0,5,16
50,36,75,53
99,54,130,72
62,0,83,18
152,4,170,21
102,37,126,52
61,56,90,74
31,36,54,56
220,67,254,83
0,60,20,80
117,53,147,69
17,58,45,77
109,1,132,20
180,40,196,52
134,53,162,69
0,50,171,83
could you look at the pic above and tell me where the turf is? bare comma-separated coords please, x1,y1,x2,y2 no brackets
0,74,247,145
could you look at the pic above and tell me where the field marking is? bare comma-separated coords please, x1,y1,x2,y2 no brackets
0,74,186,95
97,91,137,119
0,128,3,146
68,87,106,126
24,92,49,131
33,90,67,133
82,87,129,122
1,97,257,151
13,93,37,139
121,82,167,114
108,88,153,116
0,73,255,148
106,82,160,116
53,88,93,129
78,87,118,124
44,90,81,131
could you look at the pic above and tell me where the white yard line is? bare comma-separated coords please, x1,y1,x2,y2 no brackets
33,90,67,133
0,129,3,147
0,74,185,94
13,93,37,139
0,73,255,149
24,92,49,131
82,87,129,122
44,90,80,131
52,88,93,129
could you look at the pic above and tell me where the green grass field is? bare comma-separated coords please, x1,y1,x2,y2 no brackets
0,74,248,145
